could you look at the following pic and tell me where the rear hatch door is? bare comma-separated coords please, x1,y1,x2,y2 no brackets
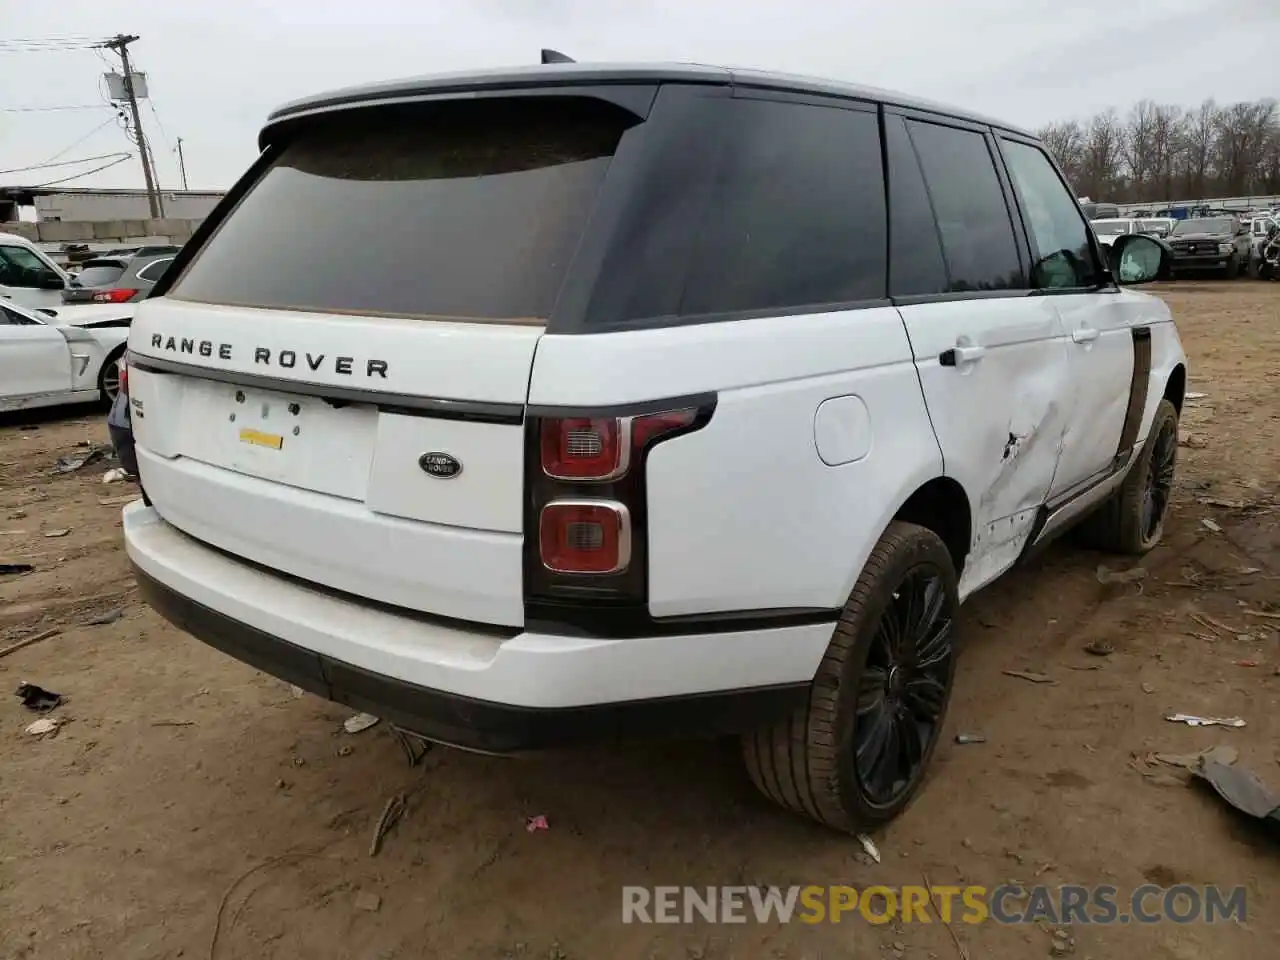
127,95,635,626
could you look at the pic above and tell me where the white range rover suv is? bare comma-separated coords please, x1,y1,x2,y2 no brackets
121,62,1186,833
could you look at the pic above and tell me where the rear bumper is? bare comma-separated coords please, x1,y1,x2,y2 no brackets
124,504,827,752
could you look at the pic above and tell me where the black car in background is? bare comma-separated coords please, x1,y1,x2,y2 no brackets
1166,217,1252,278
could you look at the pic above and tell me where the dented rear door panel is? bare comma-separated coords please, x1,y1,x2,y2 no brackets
896,297,1072,597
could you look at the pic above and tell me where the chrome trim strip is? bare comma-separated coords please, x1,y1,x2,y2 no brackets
127,352,525,425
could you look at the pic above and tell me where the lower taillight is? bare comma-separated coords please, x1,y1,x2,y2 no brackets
539,501,631,574
118,359,128,396
92,288,138,303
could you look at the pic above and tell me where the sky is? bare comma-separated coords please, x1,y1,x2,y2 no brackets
3,0,1279,193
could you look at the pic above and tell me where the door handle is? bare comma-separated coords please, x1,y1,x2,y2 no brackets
1072,327,1099,344
939,344,987,367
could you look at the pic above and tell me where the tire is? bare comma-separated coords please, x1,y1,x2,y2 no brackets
1223,256,1239,279
741,522,959,834
98,346,126,403
1076,399,1178,554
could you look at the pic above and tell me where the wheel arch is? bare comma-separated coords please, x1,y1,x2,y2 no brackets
1163,362,1186,415
890,475,972,576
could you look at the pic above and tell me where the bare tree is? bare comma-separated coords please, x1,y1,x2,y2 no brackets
1081,110,1123,200
1149,104,1181,202
1215,99,1277,195
1177,100,1219,198
1038,97,1279,203
1038,120,1085,185
1123,101,1160,200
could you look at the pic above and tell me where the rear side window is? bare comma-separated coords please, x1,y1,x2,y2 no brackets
171,98,634,323
678,99,887,316
135,257,173,283
75,261,127,287
905,120,1025,293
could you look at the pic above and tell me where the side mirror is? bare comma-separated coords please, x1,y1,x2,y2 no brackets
36,272,67,291
1109,234,1171,286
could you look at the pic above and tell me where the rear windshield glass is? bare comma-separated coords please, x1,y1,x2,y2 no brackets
170,98,633,323
75,262,126,286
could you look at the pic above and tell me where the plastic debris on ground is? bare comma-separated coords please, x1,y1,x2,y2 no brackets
1164,713,1246,728
0,563,33,576
343,712,380,734
1096,564,1147,585
354,891,382,913
84,608,123,626
1194,759,1280,831
1002,669,1055,684
25,717,62,736
954,734,987,745
856,833,880,863
370,794,407,857
15,682,64,712
1201,518,1222,533
1083,639,1115,657
1153,745,1239,770
54,448,105,474
526,815,550,833
101,468,132,484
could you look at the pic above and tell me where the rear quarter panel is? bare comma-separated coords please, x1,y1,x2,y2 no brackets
527,308,944,617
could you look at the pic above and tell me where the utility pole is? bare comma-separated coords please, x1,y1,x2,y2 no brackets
176,137,189,191
101,34,162,218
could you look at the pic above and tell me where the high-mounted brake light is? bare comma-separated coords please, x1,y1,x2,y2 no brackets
92,288,138,303
539,501,631,574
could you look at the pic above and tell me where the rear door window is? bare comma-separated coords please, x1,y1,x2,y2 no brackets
905,120,1025,293
886,115,948,298
677,98,887,316
170,98,636,323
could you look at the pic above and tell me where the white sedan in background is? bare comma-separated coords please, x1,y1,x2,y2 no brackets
1090,217,1140,246
0,300,133,413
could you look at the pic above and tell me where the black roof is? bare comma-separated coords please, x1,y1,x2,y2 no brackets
261,61,1033,143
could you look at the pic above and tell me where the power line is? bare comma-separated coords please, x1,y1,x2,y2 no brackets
0,41,105,53
28,155,131,188
0,152,130,176
2,114,125,173
0,103,113,113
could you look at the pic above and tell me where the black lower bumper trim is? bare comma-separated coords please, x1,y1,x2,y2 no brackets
133,563,811,753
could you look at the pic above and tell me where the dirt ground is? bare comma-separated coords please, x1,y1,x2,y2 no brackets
1,281,1277,960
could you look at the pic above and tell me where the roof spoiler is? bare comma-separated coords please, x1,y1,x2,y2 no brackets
541,49,575,64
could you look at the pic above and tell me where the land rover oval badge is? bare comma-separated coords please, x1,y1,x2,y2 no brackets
419,452,462,479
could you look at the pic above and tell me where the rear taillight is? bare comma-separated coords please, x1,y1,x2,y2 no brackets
118,359,128,396
541,418,627,480
539,501,631,574
524,397,715,632
92,288,138,303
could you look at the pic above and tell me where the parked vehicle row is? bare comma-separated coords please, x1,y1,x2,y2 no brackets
1,231,176,311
